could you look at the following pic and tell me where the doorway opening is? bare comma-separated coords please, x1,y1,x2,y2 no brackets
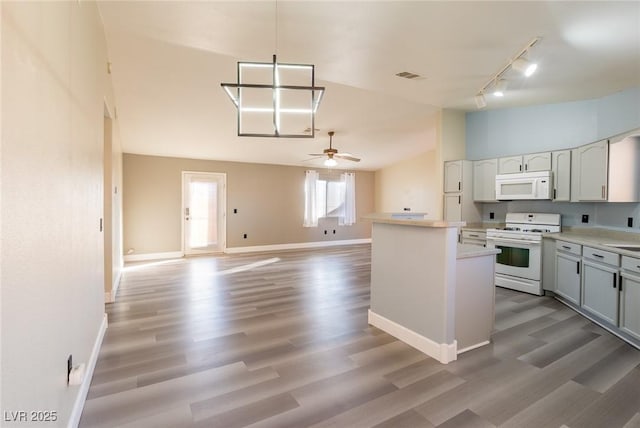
182,172,226,255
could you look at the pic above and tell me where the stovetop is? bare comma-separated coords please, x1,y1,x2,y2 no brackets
486,213,561,241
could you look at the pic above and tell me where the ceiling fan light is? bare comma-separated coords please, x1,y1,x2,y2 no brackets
324,158,337,167
475,93,487,109
512,57,537,77
493,79,507,97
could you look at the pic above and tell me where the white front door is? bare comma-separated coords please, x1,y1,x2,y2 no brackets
182,172,226,255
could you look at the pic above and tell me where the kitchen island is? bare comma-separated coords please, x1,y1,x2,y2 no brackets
365,214,500,363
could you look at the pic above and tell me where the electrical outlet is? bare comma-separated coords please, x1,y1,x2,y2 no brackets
582,214,589,223
628,217,634,228
67,355,73,385
489,212,495,220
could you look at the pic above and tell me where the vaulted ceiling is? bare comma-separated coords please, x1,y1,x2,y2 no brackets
98,1,640,170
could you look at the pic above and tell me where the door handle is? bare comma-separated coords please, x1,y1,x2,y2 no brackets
613,272,617,288
458,181,461,191
619,274,623,291
576,261,580,275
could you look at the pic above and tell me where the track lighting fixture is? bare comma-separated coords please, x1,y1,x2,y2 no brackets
493,79,507,97
475,93,487,109
474,37,541,109
512,57,538,77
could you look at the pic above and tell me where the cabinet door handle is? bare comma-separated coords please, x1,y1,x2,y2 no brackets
458,181,461,191
458,195,461,204
613,272,617,288
602,185,606,199
592,253,604,259
469,234,478,237
554,188,557,199
619,275,623,292
525,163,528,171
576,261,580,275
519,164,522,171
562,245,571,250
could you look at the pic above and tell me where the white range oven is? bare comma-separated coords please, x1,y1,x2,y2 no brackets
486,212,561,295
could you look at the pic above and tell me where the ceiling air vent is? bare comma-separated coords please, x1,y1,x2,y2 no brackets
395,71,424,80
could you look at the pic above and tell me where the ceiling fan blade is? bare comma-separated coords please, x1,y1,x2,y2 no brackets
334,154,361,162
307,153,326,157
302,156,324,162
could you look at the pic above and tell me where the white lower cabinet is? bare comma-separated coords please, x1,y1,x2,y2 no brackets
556,250,581,305
581,247,620,326
620,256,640,341
460,229,486,247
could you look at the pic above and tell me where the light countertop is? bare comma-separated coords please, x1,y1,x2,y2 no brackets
364,213,465,228
457,243,500,259
544,227,640,258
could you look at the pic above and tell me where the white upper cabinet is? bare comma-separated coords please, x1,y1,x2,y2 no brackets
552,150,571,201
443,160,481,223
444,160,463,193
498,153,551,174
498,156,523,174
473,159,497,202
523,152,552,172
571,140,609,201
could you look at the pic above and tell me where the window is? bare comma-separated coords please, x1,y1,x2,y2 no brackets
316,180,345,218
304,170,356,227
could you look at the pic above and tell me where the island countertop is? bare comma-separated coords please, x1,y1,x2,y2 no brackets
363,213,466,228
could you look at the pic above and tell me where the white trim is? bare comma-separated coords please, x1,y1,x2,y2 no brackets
225,238,371,254
124,251,183,262
457,340,490,355
368,310,457,364
68,313,108,428
104,270,123,303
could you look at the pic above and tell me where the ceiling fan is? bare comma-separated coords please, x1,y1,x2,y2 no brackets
308,131,361,167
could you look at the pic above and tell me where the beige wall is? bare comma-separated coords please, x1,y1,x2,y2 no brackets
2,2,115,425
123,154,375,254
374,109,466,220
374,150,440,218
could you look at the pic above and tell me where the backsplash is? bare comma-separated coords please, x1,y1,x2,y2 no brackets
480,201,640,232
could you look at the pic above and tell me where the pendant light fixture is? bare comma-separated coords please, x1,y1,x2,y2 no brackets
474,37,541,109
220,1,325,137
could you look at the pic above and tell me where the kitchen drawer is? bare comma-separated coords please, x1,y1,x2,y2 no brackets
583,246,619,266
461,230,486,240
622,255,640,275
556,240,581,256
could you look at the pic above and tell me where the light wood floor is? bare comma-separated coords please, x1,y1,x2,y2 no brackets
80,245,640,427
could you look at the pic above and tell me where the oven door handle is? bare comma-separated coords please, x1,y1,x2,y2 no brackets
486,236,541,246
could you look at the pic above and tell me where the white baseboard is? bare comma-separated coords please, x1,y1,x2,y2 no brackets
123,251,183,262
68,313,108,428
104,270,122,303
368,310,457,364
457,340,490,355
225,238,372,254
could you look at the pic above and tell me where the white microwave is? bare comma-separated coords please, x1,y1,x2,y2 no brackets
495,171,553,200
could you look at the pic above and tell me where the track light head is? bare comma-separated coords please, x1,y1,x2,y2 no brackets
512,57,537,77
493,79,507,97
475,93,487,109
